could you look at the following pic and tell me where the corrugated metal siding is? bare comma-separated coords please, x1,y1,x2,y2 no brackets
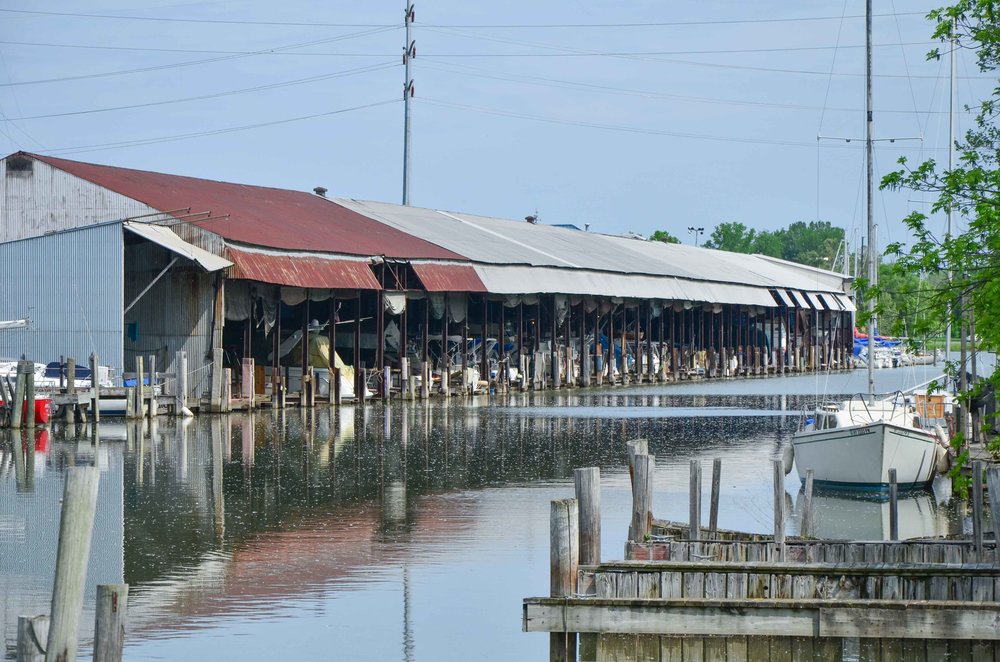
411,263,487,292
0,223,124,372
1,157,155,243
125,241,216,401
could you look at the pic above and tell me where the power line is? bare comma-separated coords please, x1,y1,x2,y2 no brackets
0,7,927,28
43,99,400,156
0,26,398,87
0,62,399,121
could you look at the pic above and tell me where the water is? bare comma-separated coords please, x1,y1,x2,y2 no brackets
0,365,965,661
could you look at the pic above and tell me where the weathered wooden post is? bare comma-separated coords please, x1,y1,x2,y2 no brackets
93,584,129,662
888,468,899,541
630,453,654,542
972,460,985,561
773,459,785,560
383,365,391,400
625,438,648,489
89,353,101,424
24,361,35,430
210,347,224,412
135,356,145,419
147,355,157,419
708,457,722,535
400,357,409,399
16,615,49,662
64,358,77,425
801,469,814,538
11,361,28,429
550,498,579,662
988,468,1000,564
46,466,100,662
175,350,188,417
420,361,430,399
333,367,343,406
222,367,232,412
574,468,600,566
689,459,702,541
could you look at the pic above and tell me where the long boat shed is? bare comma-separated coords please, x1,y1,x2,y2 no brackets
0,151,855,407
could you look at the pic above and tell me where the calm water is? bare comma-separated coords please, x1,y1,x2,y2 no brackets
0,365,966,661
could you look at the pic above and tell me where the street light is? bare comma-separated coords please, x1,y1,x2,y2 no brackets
687,226,704,247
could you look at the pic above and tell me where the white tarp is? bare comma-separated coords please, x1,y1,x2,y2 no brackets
124,221,231,272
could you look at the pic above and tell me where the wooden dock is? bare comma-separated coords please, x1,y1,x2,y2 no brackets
523,449,1000,661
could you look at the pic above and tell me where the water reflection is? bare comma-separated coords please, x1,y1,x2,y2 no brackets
0,382,968,661
793,486,954,541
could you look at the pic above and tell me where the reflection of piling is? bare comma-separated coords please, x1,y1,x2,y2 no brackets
46,466,100,662
550,498,578,662
93,584,129,662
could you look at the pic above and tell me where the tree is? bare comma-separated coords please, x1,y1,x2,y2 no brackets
648,229,680,244
704,221,757,252
780,221,844,268
881,0,1000,462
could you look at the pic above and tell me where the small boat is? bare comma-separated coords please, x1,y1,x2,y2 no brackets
791,395,948,489
0,395,53,425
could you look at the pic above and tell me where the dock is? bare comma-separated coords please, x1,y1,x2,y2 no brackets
523,446,1000,661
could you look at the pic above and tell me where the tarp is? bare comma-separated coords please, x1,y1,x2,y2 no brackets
124,221,232,272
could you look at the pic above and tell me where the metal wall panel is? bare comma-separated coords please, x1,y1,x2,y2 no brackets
0,223,124,372
1,158,156,243
125,241,216,401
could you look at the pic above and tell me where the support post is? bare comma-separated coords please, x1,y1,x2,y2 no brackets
550,498,579,662
90,353,101,424
45,466,100,662
147,355,157,418
574,468,601,566
383,365,391,400
93,584,129,662
135,356,145,419
988,466,1000,567
175,350,188,416
24,361,35,430
420,361,429,400
773,459,785,560
972,460,984,560
689,459,702,541
709,457,721,535
333,367,342,406
888,468,898,541
17,615,49,662
802,469,815,538
12,360,28,429
629,453,654,542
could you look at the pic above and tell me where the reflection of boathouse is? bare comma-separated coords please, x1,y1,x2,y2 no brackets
0,152,855,406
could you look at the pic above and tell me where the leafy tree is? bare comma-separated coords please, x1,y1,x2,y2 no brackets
752,230,785,258
704,221,757,252
780,221,845,268
648,229,680,244
881,0,1000,463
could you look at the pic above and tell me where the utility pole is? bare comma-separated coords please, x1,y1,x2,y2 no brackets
402,2,415,206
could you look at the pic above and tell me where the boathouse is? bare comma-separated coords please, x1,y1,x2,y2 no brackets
0,151,856,408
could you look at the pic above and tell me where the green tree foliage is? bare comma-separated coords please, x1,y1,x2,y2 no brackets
703,220,845,268
881,0,1000,461
648,229,680,243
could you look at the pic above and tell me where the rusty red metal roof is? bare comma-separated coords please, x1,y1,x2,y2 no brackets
227,247,381,290
24,153,461,260
411,262,487,293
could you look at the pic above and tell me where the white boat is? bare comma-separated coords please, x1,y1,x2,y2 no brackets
792,397,946,489
789,3,950,491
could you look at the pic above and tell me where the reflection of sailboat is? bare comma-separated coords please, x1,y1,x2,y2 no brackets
794,486,953,540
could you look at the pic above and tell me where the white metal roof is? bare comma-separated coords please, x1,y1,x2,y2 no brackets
124,221,232,272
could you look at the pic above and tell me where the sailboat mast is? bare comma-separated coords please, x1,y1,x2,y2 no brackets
866,0,876,406
945,21,956,386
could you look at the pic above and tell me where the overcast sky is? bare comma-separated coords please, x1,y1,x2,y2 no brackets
0,1,993,255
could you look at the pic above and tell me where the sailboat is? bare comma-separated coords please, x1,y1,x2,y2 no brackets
789,0,948,489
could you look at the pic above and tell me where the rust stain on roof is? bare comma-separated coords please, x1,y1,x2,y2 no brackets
411,263,487,293
228,248,381,290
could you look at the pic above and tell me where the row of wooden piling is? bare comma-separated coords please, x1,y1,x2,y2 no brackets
16,466,129,662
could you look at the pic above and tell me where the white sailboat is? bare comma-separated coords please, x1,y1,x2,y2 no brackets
789,0,948,490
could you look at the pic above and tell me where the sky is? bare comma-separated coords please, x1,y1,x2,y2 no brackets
0,1,994,256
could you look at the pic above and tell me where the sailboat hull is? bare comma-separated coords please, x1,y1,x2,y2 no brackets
792,422,938,489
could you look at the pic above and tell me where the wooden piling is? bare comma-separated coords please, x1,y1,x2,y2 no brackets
709,457,722,535
550,498,579,662
175,350,188,416
90,353,100,424
93,584,129,662
574,468,601,566
383,366,391,400
972,460,984,561
124,387,136,419
135,356,144,419
16,615,49,662
210,347,223,411
148,355,157,418
986,466,1000,566
46,466,100,662
625,439,648,483
889,468,899,541
630,454,654,542
24,361,35,430
66,358,76,395
689,460,702,541
11,361,27,429
420,361,430,400
802,469,814,538
773,459,785,560
333,367,343,405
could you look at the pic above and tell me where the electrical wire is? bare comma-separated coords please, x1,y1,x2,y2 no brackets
817,0,850,136
42,98,399,156
0,26,399,87
0,61,399,122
